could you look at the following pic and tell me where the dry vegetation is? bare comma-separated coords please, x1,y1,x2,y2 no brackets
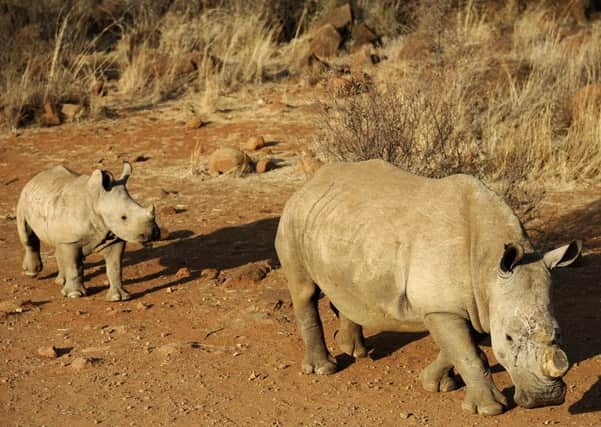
1,0,601,219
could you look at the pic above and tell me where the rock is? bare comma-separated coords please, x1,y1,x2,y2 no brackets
244,136,266,151
315,3,352,30
296,150,324,176
351,23,379,49
160,206,178,216
350,45,381,68
40,102,61,127
61,103,83,122
186,116,205,129
208,147,252,176
175,267,191,279
200,268,219,280
135,301,152,310
255,158,273,174
71,356,99,370
309,24,342,58
571,84,601,126
37,346,58,358
227,262,270,283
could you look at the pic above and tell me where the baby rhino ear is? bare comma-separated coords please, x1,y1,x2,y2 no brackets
543,240,582,269
88,169,113,193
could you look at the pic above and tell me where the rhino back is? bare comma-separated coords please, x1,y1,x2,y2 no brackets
18,166,99,245
279,160,528,330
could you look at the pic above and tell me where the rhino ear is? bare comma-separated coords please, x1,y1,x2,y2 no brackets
119,161,132,183
88,169,113,192
543,240,582,269
500,242,525,274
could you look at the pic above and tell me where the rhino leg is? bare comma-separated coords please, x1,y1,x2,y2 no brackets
334,312,368,358
425,313,507,416
284,266,336,375
17,215,43,277
57,244,87,298
54,249,65,286
102,241,130,302
420,350,459,392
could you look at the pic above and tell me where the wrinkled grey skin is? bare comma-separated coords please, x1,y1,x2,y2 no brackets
275,160,581,416
17,162,160,301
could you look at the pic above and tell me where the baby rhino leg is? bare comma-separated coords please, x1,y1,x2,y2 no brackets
57,244,86,298
17,217,43,277
334,311,368,358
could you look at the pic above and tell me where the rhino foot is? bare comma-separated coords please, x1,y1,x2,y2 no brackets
105,287,131,302
421,368,459,393
334,329,368,358
462,383,507,416
55,275,65,286
61,284,87,298
22,253,43,277
302,354,337,375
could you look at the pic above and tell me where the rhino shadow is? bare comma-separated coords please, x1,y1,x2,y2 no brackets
569,376,601,414
365,331,428,361
82,217,280,298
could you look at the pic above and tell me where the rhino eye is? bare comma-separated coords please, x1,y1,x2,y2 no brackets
506,334,514,342
121,215,127,221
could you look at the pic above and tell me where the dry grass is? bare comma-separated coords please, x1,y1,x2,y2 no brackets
314,2,601,221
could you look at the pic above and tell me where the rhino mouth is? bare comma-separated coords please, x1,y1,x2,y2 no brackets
514,379,566,408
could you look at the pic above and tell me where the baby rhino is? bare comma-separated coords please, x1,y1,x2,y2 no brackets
17,162,160,301
276,160,581,415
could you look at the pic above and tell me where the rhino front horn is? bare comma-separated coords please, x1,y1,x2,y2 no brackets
542,347,569,378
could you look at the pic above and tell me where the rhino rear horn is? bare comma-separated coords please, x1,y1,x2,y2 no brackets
500,242,525,274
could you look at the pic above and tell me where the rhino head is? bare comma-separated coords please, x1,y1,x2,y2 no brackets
489,240,581,409
88,162,160,243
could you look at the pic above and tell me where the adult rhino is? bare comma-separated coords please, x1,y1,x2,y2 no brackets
17,162,160,301
275,160,581,415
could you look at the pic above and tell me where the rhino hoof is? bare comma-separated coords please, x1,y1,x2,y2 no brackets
55,276,65,286
23,271,39,278
61,285,87,298
106,289,131,302
302,357,337,375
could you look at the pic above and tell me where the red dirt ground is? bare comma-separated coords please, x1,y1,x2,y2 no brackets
1,87,600,426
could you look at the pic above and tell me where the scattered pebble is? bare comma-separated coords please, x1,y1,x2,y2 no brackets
244,136,266,151
174,267,191,279
37,346,58,359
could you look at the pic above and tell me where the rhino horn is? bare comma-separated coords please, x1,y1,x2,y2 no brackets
542,347,569,379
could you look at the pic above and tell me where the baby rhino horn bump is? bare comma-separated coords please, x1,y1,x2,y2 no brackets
542,347,569,379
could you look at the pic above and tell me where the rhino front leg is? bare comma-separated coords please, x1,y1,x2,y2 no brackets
424,313,507,416
102,241,130,302
420,350,459,392
285,269,336,375
57,244,87,298
334,312,368,358
17,214,43,277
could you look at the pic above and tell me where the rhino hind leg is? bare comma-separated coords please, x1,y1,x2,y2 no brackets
332,309,368,358
17,215,43,277
425,313,507,416
283,266,337,375
56,244,87,298
420,351,460,392
54,249,65,286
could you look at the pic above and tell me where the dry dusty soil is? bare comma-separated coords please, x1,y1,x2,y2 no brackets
1,84,600,426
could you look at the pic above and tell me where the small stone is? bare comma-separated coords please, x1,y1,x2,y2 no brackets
208,148,251,176
248,371,259,381
37,346,58,359
185,116,205,129
255,158,273,174
174,267,191,279
166,287,174,293
244,136,266,151
71,357,98,370
200,268,219,280
160,206,178,216
135,302,151,310
399,411,412,419
40,102,61,127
